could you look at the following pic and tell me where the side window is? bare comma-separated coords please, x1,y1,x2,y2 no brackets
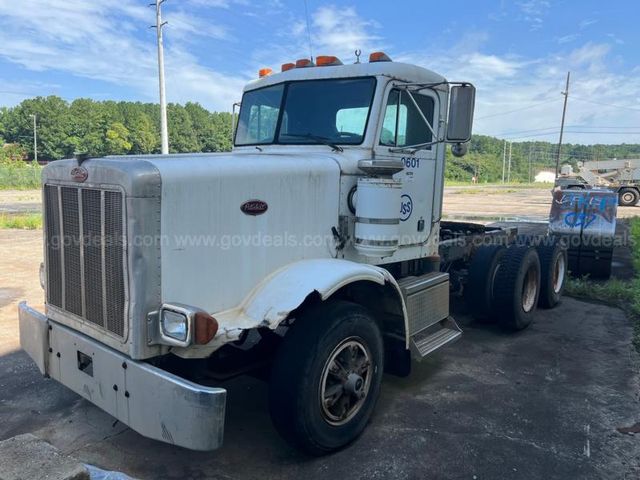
248,105,279,142
379,89,435,147
235,84,283,145
336,107,369,137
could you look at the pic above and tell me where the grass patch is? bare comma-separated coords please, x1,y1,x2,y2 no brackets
0,213,43,229
0,163,43,190
564,216,640,351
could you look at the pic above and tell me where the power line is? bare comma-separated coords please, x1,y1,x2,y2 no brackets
475,98,559,120
493,130,640,140
571,95,640,112
487,124,640,137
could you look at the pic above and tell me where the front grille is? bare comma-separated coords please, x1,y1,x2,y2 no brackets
44,185,127,337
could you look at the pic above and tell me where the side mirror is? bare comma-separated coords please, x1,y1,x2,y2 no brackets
446,85,475,143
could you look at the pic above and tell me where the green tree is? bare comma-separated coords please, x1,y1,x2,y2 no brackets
105,122,132,155
127,112,158,154
168,104,199,153
5,96,71,160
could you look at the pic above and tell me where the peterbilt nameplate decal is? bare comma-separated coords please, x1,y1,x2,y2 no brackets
70,166,88,182
240,199,268,216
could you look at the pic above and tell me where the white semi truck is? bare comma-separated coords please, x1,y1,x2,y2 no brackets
19,53,567,455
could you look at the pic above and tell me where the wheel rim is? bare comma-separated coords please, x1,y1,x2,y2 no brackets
522,266,538,313
622,192,635,204
552,254,566,293
319,337,372,426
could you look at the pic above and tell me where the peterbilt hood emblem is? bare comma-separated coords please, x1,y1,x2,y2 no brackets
71,166,88,182
240,199,268,216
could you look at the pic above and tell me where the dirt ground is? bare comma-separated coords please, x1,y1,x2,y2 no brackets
1,187,640,479
443,185,640,222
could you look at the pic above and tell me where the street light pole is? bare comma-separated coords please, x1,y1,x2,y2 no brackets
29,114,37,163
153,0,169,154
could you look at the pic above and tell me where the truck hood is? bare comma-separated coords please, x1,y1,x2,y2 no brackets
144,152,342,313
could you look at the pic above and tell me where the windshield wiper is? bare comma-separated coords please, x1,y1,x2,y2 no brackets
280,133,344,152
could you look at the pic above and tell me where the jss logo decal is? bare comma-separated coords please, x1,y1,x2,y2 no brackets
400,194,413,221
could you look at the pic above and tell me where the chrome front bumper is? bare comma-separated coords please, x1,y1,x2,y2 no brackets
18,302,227,451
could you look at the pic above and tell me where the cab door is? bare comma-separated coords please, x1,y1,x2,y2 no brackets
373,82,441,247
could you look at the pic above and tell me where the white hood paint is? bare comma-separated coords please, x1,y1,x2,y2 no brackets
147,152,341,314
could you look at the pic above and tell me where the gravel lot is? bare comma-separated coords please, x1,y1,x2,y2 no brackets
1,186,639,479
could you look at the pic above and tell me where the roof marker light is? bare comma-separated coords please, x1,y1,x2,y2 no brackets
281,62,295,72
369,51,392,63
258,68,273,78
295,58,315,68
316,55,343,66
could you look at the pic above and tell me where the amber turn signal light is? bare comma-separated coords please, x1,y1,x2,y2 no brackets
295,58,314,68
258,68,273,78
316,55,343,66
194,312,218,345
369,51,392,62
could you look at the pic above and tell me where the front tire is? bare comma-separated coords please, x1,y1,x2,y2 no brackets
269,301,384,455
618,187,639,207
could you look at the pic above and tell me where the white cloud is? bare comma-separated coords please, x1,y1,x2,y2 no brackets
0,0,246,111
248,4,383,78
311,5,382,59
579,18,598,29
606,33,624,45
557,34,580,45
0,1,637,145
167,11,230,41
517,0,550,30
398,33,640,144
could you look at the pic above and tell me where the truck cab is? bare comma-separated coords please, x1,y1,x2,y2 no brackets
20,52,560,455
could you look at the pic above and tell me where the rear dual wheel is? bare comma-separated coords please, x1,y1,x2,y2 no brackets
537,241,567,309
465,245,506,321
466,244,543,330
493,246,541,330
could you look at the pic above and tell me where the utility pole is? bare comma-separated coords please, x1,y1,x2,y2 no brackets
29,114,37,163
507,141,512,183
502,140,507,183
152,0,169,154
528,144,532,183
555,71,570,177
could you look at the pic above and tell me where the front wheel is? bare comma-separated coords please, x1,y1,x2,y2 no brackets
618,187,639,207
269,301,384,455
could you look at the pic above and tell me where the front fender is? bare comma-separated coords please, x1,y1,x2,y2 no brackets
173,259,408,358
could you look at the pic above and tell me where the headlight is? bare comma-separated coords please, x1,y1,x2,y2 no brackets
160,306,191,346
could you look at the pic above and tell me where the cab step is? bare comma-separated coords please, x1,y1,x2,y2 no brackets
409,317,462,358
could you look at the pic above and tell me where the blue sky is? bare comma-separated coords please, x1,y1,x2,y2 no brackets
0,0,638,144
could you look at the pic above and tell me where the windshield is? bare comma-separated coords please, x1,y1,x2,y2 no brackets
235,77,376,147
